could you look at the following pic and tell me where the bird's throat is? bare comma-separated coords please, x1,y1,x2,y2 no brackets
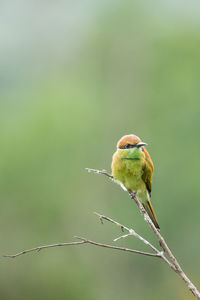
119,147,142,161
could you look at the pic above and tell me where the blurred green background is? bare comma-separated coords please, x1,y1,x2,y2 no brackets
1,1,200,299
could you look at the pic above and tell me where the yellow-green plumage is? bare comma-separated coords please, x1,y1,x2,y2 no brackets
111,134,160,229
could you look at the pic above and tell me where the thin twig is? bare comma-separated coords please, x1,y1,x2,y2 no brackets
113,234,131,242
94,212,158,253
85,168,113,179
3,237,159,259
94,212,175,271
87,168,200,300
75,237,160,257
3,241,86,258
3,167,200,299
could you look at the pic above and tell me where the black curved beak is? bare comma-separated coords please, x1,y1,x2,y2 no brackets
136,142,148,147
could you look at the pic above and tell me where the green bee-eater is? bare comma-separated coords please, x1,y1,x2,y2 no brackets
111,134,160,229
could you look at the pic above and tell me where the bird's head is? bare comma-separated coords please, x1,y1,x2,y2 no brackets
116,134,147,160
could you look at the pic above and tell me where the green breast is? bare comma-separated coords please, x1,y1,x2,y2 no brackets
112,151,146,191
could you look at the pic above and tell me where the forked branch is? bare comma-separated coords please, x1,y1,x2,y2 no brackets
3,167,200,299
86,168,200,300
3,237,159,259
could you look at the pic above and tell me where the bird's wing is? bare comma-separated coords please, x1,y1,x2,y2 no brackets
142,147,154,196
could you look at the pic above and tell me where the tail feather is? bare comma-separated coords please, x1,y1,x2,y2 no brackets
143,199,160,230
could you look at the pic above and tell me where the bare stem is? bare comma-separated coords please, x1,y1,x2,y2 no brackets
94,212,158,254
3,167,200,299
3,241,86,258
3,237,159,259
94,212,175,271
86,168,200,300
85,168,113,179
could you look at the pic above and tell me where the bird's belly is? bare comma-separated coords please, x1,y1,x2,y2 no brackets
113,159,145,191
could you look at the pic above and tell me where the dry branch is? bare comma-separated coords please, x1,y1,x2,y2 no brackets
94,212,175,271
3,237,159,259
3,167,200,299
86,168,200,300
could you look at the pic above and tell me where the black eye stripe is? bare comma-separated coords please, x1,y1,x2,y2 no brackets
119,143,135,149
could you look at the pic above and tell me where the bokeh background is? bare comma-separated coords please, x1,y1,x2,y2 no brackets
1,1,200,299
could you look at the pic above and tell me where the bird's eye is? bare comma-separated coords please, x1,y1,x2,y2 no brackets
119,144,135,149
125,144,133,149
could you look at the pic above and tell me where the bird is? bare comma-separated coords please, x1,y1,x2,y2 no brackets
111,134,160,229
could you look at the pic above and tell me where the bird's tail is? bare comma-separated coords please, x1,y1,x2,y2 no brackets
143,198,160,230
